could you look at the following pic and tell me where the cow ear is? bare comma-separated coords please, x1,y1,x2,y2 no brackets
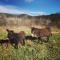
6,29,9,32
6,29,8,31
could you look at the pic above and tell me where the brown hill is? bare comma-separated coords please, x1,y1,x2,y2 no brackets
0,13,60,28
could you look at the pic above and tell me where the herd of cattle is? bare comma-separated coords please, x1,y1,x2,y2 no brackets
0,27,52,49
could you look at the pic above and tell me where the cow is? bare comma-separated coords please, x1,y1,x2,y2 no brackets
25,35,37,40
31,27,52,43
18,31,25,46
6,29,25,49
0,39,10,48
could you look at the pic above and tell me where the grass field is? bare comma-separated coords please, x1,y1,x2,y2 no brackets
0,27,60,60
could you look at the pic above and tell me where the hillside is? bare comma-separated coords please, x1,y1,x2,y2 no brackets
0,13,60,28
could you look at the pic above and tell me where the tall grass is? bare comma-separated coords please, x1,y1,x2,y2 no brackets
0,27,60,60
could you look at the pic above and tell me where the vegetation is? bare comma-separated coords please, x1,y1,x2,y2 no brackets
0,13,60,28
0,27,60,60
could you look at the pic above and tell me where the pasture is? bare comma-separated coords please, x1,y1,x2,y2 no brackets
0,27,60,60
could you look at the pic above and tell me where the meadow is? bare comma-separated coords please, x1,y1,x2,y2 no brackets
0,27,60,60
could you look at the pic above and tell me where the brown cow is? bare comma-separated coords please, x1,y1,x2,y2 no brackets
31,27,52,43
17,31,25,46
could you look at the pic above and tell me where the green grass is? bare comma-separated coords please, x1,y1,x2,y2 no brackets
0,28,60,60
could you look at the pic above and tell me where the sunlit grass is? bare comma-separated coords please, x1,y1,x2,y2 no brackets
0,27,60,60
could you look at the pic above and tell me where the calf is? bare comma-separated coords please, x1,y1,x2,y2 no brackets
0,39,10,48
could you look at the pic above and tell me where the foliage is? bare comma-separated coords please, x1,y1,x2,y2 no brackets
0,30,60,60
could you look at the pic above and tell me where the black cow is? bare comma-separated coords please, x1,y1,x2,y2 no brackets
0,39,10,48
6,29,25,49
25,35,37,40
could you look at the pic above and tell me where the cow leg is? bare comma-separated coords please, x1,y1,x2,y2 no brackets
38,37,40,42
10,42,15,48
14,43,18,49
10,42,13,46
22,39,25,45
46,36,49,42
38,37,42,44
20,39,25,46
20,40,23,45
5,43,8,48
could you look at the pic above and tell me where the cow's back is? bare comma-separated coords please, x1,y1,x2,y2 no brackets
31,27,52,37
